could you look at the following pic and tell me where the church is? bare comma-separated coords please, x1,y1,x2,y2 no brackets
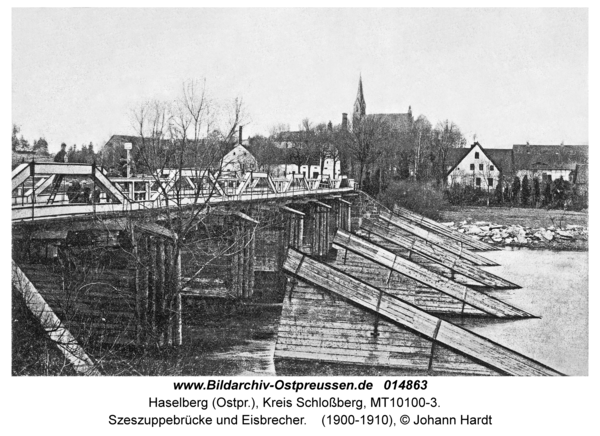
343,76,415,185
345,75,413,133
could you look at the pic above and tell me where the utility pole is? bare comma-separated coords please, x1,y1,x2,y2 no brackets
124,142,132,178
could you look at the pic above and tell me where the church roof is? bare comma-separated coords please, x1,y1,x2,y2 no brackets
370,113,413,131
353,76,366,118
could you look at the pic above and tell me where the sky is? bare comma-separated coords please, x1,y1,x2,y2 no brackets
12,8,588,153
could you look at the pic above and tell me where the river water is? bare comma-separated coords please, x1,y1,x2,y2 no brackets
454,248,588,376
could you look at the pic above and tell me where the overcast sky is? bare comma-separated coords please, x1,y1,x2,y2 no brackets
13,8,588,153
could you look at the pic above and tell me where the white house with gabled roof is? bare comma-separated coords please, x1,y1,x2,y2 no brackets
446,142,512,190
222,144,257,173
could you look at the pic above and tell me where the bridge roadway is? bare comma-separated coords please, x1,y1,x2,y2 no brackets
12,162,355,223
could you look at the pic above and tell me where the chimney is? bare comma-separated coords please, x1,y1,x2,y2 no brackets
342,113,348,130
238,126,243,145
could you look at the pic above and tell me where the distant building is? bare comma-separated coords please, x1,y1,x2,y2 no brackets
221,144,257,173
350,75,413,133
445,142,588,188
512,144,588,183
446,142,512,189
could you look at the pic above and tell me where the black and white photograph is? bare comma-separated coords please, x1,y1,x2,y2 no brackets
6,4,595,433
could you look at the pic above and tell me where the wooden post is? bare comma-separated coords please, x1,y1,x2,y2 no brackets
165,242,174,346
230,221,240,298
174,247,182,346
138,234,149,345
248,223,255,298
156,239,166,346
148,237,157,334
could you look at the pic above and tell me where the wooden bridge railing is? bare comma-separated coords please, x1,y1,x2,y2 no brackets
12,162,354,222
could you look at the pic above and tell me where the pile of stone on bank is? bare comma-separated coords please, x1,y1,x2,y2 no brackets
440,220,588,249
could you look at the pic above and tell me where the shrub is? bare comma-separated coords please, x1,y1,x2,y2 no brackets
378,180,447,220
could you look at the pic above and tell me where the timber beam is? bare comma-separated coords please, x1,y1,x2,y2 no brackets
332,229,532,319
378,210,498,267
393,205,497,251
361,218,520,289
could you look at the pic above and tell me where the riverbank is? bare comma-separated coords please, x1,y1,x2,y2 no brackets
440,207,588,250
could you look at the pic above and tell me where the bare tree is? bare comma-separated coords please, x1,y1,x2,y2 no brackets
432,120,466,185
412,115,433,181
286,118,318,174
345,115,392,187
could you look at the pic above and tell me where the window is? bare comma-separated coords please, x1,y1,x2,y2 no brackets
490,165,495,171
476,177,481,187
470,164,475,171
313,171,319,178
475,152,480,159
479,164,484,170
488,178,494,187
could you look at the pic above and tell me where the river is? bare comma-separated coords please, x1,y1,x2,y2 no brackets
454,248,588,376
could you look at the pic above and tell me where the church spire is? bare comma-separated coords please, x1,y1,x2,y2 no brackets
353,75,366,121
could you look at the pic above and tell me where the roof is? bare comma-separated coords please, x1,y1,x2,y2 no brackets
105,134,142,146
370,113,413,131
485,149,514,174
446,147,471,169
513,144,588,171
573,164,588,185
445,143,513,175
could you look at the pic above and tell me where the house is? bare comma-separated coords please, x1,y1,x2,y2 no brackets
446,142,512,190
271,131,341,179
512,144,588,183
221,144,257,173
446,142,588,189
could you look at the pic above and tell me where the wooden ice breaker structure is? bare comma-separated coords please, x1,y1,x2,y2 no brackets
394,205,497,251
376,209,498,266
276,249,562,376
333,229,532,318
360,218,520,289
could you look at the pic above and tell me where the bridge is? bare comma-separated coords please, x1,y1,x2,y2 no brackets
11,162,563,376
12,162,354,222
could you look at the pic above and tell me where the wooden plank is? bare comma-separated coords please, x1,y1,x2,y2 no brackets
233,211,259,224
333,230,531,318
92,166,130,203
12,163,31,191
310,200,332,209
12,261,101,375
394,205,496,251
362,218,520,289
280,206,305,216
378,210,498,266
278,287,495,375
282,249,562,376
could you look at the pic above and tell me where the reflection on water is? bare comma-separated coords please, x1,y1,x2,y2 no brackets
454,248,588,376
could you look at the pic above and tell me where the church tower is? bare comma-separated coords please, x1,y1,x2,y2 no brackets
353,75,366,122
